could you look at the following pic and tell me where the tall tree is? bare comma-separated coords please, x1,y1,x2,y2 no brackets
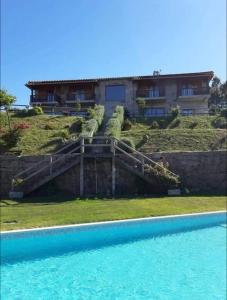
209,76,222,105
0,89,16,130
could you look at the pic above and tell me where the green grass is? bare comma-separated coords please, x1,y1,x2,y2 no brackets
122,115,227,152
0,113,81,155
1,113,226,154
122,128,227,152
1,195,226,231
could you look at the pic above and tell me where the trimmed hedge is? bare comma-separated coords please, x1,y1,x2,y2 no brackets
104,106,124,139
80,105,104,140
144,163,180,187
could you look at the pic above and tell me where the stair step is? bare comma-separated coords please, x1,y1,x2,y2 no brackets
16,157,80,195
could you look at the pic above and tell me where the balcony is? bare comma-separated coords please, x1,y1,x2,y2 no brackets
178,87,210,97
65,92,95,104
30,95,58,105
136,88,165,100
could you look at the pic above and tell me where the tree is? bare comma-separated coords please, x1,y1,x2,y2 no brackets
209,76,227,107
0,89,16,130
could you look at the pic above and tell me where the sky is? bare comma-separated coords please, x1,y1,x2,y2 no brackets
1,0,226,105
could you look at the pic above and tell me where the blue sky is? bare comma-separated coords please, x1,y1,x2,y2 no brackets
1,0,226,105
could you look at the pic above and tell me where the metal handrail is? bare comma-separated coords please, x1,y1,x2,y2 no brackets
114,138,178,178
21,152,80,183
13,138,80,180
12,135,178,191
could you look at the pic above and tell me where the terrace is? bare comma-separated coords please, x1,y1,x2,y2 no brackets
136,87,166,101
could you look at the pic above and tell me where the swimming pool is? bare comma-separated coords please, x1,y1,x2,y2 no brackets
1,212,226,300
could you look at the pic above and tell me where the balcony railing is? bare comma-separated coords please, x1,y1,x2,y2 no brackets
66,92,95,102
30,95,60,103
136,88,165,98
179,87,209,96
30,92,95,104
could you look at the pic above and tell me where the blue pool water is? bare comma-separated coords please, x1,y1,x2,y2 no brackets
1,212,226,300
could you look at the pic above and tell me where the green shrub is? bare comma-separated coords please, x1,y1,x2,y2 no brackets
150,121,159,129
57,130,70,140
44,123,55,130
171,105,180,119
69,118,84,133
115,105,124,125
122,119,132,131
124,108,130,118
15,109,29,117
104,106,124,139
142,134,149,143
80,119,98,140
0,137,6,152
188,121,198,129
213,117,227,129
2,128,22,148
95,105,105,126
169,118,181,128
27,106,43,116
136,98,146,115
144,163,180,187
80,105,104,141
105,118,121,139
220,108,227,118
88,105,105,126
74,102,81,112
209,105,220,115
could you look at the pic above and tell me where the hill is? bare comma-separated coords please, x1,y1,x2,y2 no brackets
0,113,82,155
0,113,226,155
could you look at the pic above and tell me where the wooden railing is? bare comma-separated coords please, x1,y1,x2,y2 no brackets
66,92,95,101
179,87,209,96
136,88,165,98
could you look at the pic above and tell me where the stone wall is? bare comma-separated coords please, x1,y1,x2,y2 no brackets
0,151,226,198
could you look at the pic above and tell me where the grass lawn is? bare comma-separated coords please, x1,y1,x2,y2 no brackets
0,113,81,155
122,128,227,152
1,113,226,154
1,195,226,231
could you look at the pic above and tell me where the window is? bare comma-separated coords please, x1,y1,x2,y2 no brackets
181,84,194,96
144,108,165,117
148,87,160,98
47,92,54,102
74,90,85,101
182,109,193,116
105,85,125,102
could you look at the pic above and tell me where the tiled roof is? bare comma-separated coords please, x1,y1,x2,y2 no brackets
25,71,214,87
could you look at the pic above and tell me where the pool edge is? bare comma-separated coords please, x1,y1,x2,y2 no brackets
1,210,226,235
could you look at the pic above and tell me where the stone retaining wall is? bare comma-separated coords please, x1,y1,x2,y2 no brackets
0,151,226,197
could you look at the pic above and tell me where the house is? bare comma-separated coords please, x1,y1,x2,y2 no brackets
26,71,213,116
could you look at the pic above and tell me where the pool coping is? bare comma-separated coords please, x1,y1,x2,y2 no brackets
1,210,226,235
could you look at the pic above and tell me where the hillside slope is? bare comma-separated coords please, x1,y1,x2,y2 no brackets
121,115,227,152
0,113,226,154
0,113,82,155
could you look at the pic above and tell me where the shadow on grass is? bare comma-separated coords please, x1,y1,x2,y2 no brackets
10,192,226,206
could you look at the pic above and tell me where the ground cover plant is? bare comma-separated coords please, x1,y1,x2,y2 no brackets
0,195,226,231
0,112,83,155
121,115,227,152
0,113,226,154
